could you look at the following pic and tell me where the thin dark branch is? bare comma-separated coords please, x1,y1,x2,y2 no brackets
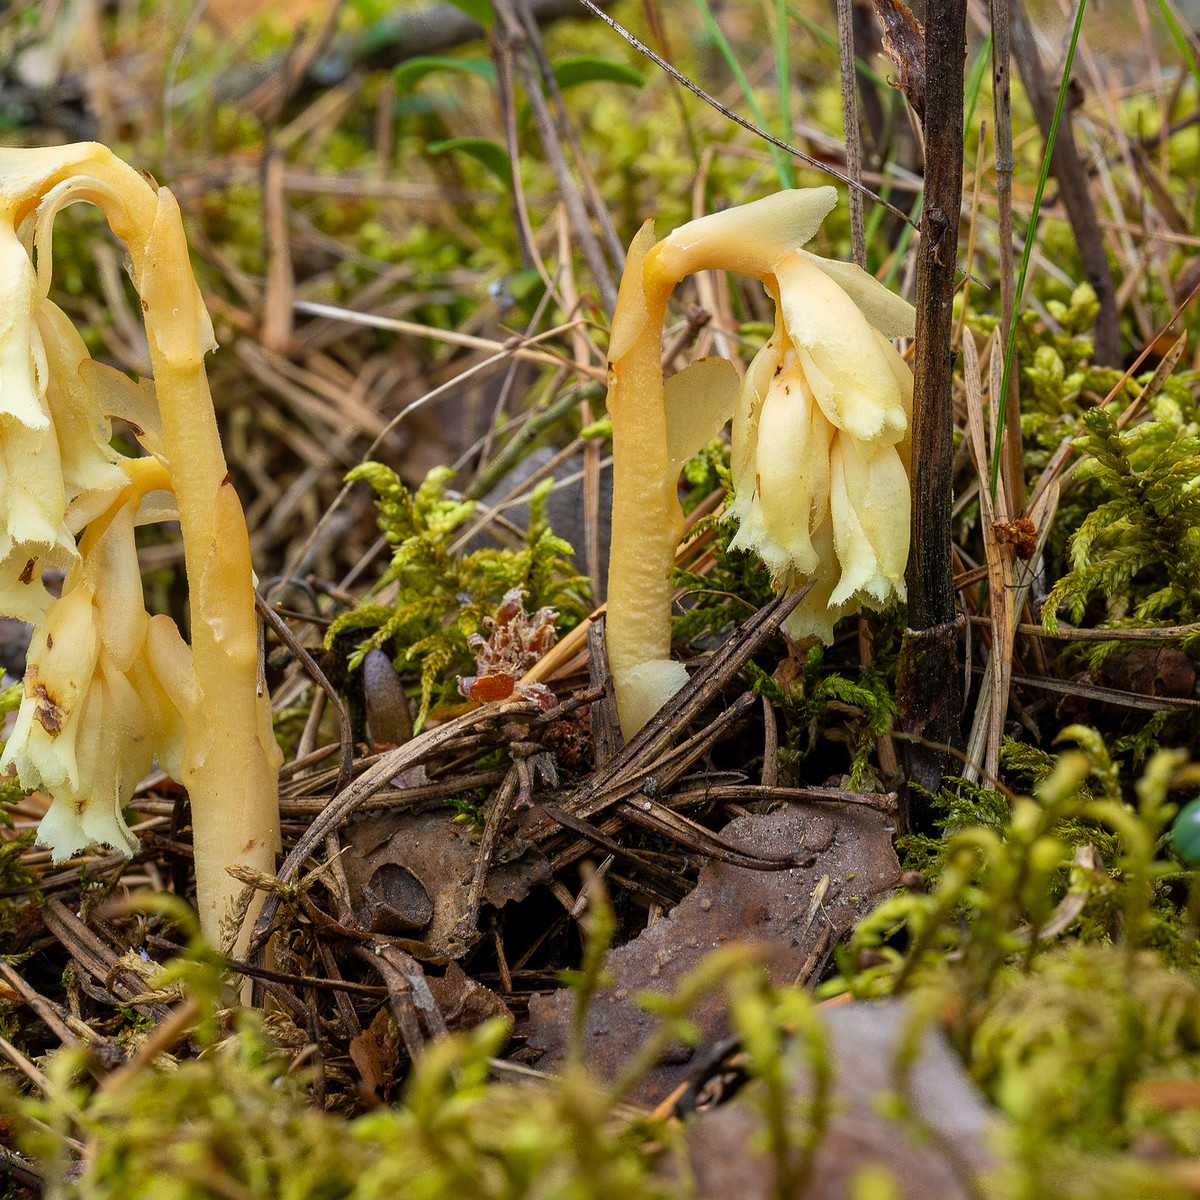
897,0,969,810
836,0,867,265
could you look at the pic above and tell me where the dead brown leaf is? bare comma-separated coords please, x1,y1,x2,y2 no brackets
1097,646,1197,698
527,804,900,1102
348,1006,398,1096
426,962,513,1030
340,807,551,962
873,0,926,122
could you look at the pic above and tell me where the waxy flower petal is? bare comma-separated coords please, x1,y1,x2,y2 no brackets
775,252,908,445
1,577,98,802
828,434,911,608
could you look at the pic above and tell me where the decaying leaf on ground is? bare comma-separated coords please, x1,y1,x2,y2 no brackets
528,804,902,1102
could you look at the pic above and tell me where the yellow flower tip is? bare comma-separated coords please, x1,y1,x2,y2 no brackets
30,649,155,864
36,788,138,863
0,574,108,860
647,187,838,285
828,436,911,609
4,574,190,865
776,253,909,445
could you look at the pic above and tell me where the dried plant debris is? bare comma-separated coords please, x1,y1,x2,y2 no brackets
872,0,926,121
673,1000,998,1200
528,804,901,1102
1096,646,1196,699
457,586,559,711
339,806,551,962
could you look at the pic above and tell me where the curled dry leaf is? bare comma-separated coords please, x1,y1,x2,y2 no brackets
873,0,926,122
993,516,1038,560
457,586,558,711
340,807,551,961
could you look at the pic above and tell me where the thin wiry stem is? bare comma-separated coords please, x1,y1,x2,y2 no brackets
575,0,917,230
836,0,866,267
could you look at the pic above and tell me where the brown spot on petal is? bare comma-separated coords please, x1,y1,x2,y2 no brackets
30,683,64,737
18,558,36,585
45,633,53,650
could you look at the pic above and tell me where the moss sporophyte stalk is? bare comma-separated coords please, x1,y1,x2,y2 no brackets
604,189,916,737
0,144,280,951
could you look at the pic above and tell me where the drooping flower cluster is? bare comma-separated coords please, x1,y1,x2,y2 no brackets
0,147,184,857
0,144,279,946
604,188,916,735
2,466,195,859
724,228,914,643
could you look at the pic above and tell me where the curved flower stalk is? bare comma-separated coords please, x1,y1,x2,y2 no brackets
0,144,280,949
605,189,916,737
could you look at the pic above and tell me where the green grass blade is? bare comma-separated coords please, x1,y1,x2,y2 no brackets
696,0,793,187
775,0,793,175
964,33,992,148
1158,0,1200,93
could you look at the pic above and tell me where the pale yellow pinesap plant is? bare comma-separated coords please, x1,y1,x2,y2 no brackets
0,144,280,951
604,189,916,737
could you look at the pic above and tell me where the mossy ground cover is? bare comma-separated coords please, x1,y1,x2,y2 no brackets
0,0,1199,1195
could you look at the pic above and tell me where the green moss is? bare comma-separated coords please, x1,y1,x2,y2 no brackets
326,463,587,727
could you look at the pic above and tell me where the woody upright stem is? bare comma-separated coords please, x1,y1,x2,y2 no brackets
898,0,968,816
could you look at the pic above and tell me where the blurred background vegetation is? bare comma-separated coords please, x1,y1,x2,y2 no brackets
3,0,1200,1195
